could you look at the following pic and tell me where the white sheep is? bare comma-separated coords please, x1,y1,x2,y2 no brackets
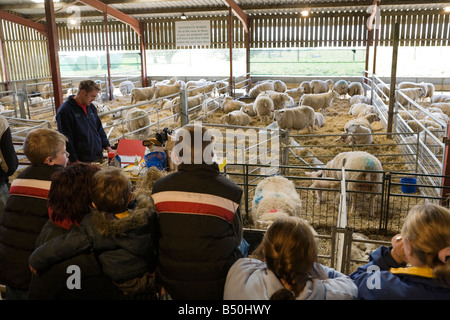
262,90,292,110
28,96,45,107
186,79,207,89
119,80,135,96
305,151,383,216
171,93,205,123
314,112,325,128
125,107,151,140
299,90,338,114
152,81,182,99
396,87,425,106
431,94,450,103
334,80,349,97
240,103,256,116
424,83,435,99
376,83,390,100
221,110,251,126
131,86,156,104
274,105,315,133
253,92,274,124
310,79,334,94
285,87,303,103
248,81,274,98
251,175,302,229
349,94,370,106
348,103,375,118
299,81,311,94
338,113,380,145
348,82,364,97
398,81,428,99
187,81,216,97
222,95,246,113
215,80,228,95
431,102,450,118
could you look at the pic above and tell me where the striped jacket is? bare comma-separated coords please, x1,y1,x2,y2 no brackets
0,164,63,290
151,163,243,300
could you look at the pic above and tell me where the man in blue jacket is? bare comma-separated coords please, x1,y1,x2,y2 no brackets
56,80,114,164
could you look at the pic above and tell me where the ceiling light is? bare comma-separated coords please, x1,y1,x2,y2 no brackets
301,10,309,17
181,13,187,20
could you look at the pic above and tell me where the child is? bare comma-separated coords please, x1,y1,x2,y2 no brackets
0,128,68,300
350,203,450,300
151,124,243,300
223,216,358,300
29,167,158,297
28,163,125,300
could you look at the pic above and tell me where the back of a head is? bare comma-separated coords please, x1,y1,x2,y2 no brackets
91,167,132,213
78,79,101,93
48,163,101,224
257,216,322,299
172,124,215,165
402,203,450,287
23,128,68,165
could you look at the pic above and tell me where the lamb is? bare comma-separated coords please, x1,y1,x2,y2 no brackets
240,103,256,116
348,82,364,97
339,113,380,145
398,81,428,99
431,94,450,103
28,96,45,107
187,81,216,97
334,79,349,97
248,81,274,98
250,175,302,229
431,102,450,118
262,90,292,110
349,94,370,106
152,81,182,99
299,81,311,94
310,79,334,94
396,87,425,106
119,80,135,96
348,103,375,118
222,95,246,113
305,151,383,217
131,86,157,104
221,110,251,126
274,105,315,133
215,80,228,95
254,92,274,124
171,93,205,123
314,112,325,128
285,87,303,103
299,90,338,114
125,107,151,140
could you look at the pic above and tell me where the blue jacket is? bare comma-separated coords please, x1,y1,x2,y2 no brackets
56,96,110,163
350,246,450,300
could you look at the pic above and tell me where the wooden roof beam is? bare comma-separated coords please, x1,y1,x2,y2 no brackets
0,10,46,37
77,0,141,35
223,0,249,33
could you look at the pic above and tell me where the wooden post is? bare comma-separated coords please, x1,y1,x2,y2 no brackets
228,8,234,97
139,21,147,87
364,28,372,84
0,22,9,90
245,18,251,94
103,12,114,100
441,120,450,206
45,0,63,111
387,22,399,134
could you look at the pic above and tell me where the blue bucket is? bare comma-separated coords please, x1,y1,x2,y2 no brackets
144,151,166,170
400,177,417,193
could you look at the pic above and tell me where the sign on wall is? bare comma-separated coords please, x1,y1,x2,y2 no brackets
175,20,211,47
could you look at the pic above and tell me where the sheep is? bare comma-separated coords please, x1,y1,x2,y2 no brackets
348,103,375,118
338,113,380,145
348,82,364,97
152,81,182,99
119,80,135,96
186,79,207,89
262,90,292,110
398,109,421,121
125,107,151,140
250,175,302,229
240,103,257,117
28,96,45,107
396,87,425,106
0,95,16,109
376,83,390,100
131,86,157,104
299,90,338,114
221,110,251,126
274,105,315,133
334,80,349,97
349,94,370,106
187,81,216,97
424,83,435,99
299,81,311,94
222,95,246,113
271,80,288,93
398,81,429,99
305,151,383,216
402,131,442,156
254,91,274,124
171,93,205,123
406,119,442,134
431,102,450,118
310,79,334,94
214,80,228,95
314,112,325,128
248,81,274,98
285,87,303,103
431,94,450,103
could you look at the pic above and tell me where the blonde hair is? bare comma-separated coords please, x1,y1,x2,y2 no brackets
402,203,450,287
78,79,101,93
254,216,326,299
91,167,132,213
23,128,68,165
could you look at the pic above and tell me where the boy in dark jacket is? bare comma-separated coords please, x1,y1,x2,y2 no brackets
151,124,243,300
29,167,158,297
0,128,68,299
56,79,114,164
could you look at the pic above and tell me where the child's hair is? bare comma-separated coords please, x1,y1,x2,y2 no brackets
401,203,450,287
173,124,215,164
78,79,101,93
48,163,101,225
91,167,132,213
254,216,326,299
23,128,68,165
